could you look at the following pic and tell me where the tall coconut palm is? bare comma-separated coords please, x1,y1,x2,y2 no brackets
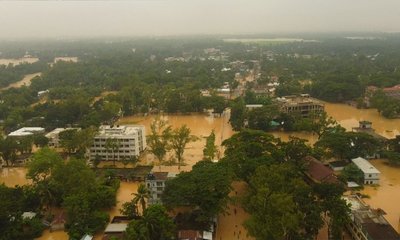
133,183,151,215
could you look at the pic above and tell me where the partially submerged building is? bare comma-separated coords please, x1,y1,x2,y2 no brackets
344,195,400,240
103,223,128,240
352,121,387,141
351,157,380,185
89,125,146,161
277,94,324,118
145,172,176,205
304,156,340,184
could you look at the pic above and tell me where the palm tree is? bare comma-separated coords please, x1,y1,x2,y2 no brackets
133,183,150,215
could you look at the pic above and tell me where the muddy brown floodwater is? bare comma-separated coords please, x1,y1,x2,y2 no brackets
1,72,42,91
325,102,400,139
1,103,400,239
118,112,234,168
360,159,400,233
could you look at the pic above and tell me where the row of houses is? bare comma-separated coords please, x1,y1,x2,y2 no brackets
304,157,399,240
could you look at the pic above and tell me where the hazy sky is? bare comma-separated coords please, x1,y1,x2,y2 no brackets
1,0,400,39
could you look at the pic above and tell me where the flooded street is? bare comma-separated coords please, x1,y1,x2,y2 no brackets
1,72,41,91
360,159,400,232
216,181,254,240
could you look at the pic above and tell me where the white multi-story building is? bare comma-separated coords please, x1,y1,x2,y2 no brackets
145,172,176,205
352,157,380,185
89,125,146,161
8,127,45,137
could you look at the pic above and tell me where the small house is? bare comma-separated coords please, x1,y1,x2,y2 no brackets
351,157,380,185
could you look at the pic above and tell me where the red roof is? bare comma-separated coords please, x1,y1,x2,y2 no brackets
304,156,339,184
178,230,202,240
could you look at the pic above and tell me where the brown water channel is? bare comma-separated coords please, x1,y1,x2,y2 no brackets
1,103,400,239
1,72,41,91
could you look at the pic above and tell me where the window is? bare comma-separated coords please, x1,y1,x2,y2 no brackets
369,174,372,177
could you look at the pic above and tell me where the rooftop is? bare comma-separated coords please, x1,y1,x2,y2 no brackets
352,157,380,174
8,127,45,137
146,172,177,181
45,128,78,138
277,94,324,106
96,125,144,138
104,223,128,233
304,156,339,184
344,195,400,240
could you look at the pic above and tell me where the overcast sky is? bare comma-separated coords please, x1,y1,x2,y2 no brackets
0,0,399,39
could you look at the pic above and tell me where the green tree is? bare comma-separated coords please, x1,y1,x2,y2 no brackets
124,205,176,240
315,132,381,160
170,125,198,171
247,104,279,131
33,134,49,148
147,119,172,170
203,130,218,161
105,138,120,166
0,137,18,166
93,154,102,169
162,161,232,225
26,147,63,183
229,97,246,131
133,184,151,215
313,183,350,239
339,163,364,184
221,130,279,182
120,200,138,219
59,129,79,153
278,137,312,165
244,164,324,240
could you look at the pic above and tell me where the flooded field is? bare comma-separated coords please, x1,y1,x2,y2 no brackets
118,112,234,167
0,167,30,186
360,159,400,232
0,57,39,66
325,103,400,139
1,72,41,91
